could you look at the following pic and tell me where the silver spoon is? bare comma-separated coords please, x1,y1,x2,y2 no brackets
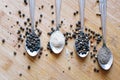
97,0,113,70
75,0,90,58
25,0,40,56
50,0,65,54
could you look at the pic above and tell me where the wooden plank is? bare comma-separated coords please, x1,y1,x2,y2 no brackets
0,0,120,80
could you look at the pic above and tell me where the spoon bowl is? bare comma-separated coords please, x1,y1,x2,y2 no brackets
75,32,90,58
97,46,113,70
25,45,40,57
50,30,65,54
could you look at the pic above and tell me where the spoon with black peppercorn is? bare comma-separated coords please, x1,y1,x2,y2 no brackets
97,0,113,70
25,0,40,56
49,0,65,54
75,0,90,58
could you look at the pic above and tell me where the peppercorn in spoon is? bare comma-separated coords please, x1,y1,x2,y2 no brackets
75,0,90,58
49,0,65,54
97,0,113,70
25,0,40,56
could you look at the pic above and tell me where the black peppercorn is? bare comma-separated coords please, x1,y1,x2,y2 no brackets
18,10,21,14
94,68,97,72
22,14,25,18
96,0,99,3
23,52,26,55
41,5,44,9
99,27,102,30
70,52,73,56
76,11,79,14
40,14,43,18
2,39,5,44
16,21,19,24
70,25,73,28
17,30,20,34
14,51,17,56
61,21,63,24
39,19,41,23
45,54,48,56
51,5,54,9
73,12,76,16
27,65,31,70
19,73,22,77
5,5,8,8
68,67,71,70
18,45,20,48
51,12,54,15
27,18,30,22
51,20,54,24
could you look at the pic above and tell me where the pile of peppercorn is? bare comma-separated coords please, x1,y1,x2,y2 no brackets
26,32,40,52
75,31,89,55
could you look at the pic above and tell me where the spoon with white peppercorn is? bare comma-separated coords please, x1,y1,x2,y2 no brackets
75,0,90,58
49,0,65,54
97,0,113,70
25,0,40,56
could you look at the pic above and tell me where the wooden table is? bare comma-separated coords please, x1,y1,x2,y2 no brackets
0,0,120,80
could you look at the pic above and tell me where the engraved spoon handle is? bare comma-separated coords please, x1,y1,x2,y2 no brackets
99,0,107,45
80,0,85,32
56,0,62,30
29,0,35,32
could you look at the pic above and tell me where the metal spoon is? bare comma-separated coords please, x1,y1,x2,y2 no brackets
97,0,113,70
50,0,65,54
25,0,40,56
75,0,90,58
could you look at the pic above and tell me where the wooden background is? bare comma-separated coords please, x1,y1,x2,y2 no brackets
0,0,120,80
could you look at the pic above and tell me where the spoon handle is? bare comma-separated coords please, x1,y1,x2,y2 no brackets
56,0,62,30
29,0,35,32
80,0,85,32
99,0,107,45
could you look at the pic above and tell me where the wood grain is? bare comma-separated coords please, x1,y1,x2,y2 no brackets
0,0,120,80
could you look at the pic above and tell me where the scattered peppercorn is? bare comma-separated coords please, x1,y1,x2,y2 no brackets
2,39,5,44
51,20,54,24
5,5,8,8
27,65,31,70
68,67,71,70
18,10,21,14
70,52,73,56
45,54,48,56
14,51,17,56
51,5,54,9
23,52,26,56
70,25,73,28
22,14,25,18
18,45,21,48
51,12,54,15
99,27,102,30
19,73,22,77
40,14,43,18
96,0,99,3
27,18,30,22
16,21,19,25
41,5,44,9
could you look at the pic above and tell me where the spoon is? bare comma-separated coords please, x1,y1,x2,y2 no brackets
25,0,40,56
50,0,65,54
97,0,113,70
75,0,90,58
